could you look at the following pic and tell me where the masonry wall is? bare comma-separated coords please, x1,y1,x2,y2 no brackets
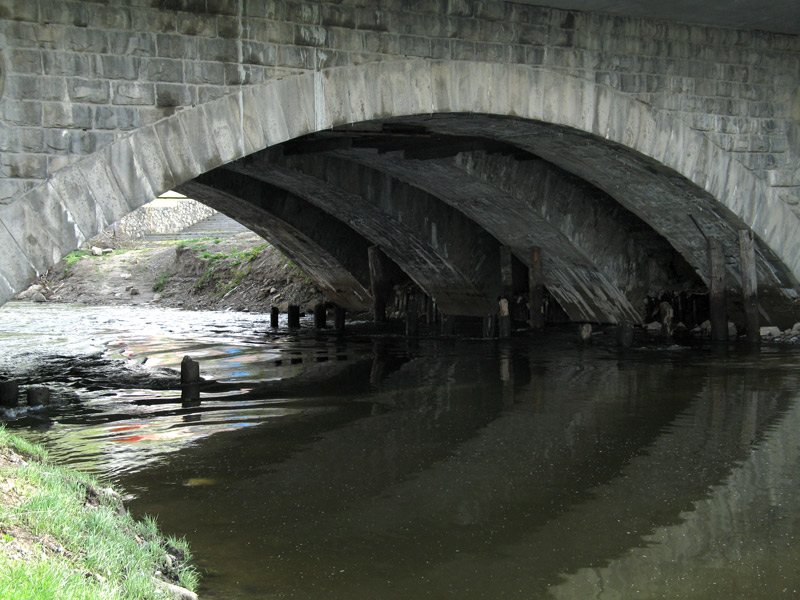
1,0,798,211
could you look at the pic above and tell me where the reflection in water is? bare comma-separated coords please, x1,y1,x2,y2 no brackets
1,302,800,599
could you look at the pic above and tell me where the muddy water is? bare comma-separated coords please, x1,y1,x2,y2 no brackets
2,301,800,599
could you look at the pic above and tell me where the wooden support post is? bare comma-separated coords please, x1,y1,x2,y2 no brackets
270,306,279,328
368,246,392,322
405,310,419,337
314,303,326,329
529,246,544,330
707,238,728,343
0,380,19,408
498,298,511,338
617,321,634,347
483,314,497,339
500,246,514,300
441,314,455,336
659,301,674,339
334,306,346,331
181,355,201,405
739,229,760,345
27,387,50,406
287,305,300,328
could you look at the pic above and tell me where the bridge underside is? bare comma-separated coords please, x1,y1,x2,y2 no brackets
173,112,797,328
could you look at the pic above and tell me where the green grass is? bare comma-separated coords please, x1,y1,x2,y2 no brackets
0,427,198,600
152,273,170,293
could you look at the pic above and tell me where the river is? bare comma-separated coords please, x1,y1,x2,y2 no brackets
1,301,799,599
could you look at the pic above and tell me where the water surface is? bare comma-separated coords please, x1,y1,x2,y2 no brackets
1,301,799,599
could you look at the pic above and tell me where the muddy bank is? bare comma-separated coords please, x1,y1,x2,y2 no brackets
21,231,325,314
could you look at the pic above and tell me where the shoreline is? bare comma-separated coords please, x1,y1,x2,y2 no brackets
0,426,199,600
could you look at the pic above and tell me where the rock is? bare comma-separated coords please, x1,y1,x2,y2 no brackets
90,246,103,256
32,292,47,303
120,273,132,279
579,323,592,341
152,293,162,302
101,248,114,255
129,288,140,296
269,287,277,294
728,322,737,338
17,284,42,300
700,320,711,332
644,321,661,332
760,326,782,338
153,580,198,600
793,323,800,334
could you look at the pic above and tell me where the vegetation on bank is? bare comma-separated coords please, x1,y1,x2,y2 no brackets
0,427,198,600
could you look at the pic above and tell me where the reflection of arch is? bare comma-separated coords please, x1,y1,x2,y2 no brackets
5,60,799,320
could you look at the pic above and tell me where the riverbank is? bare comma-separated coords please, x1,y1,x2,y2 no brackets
0,426,198,600
19,229,324,314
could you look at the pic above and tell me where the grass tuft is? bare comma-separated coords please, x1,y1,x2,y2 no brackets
0,426,198,600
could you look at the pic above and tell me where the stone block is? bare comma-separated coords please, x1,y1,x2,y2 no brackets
94,106,139,130
156,34,198,60
41,102,92,129
242,41,278,66
197,38,239,62
104,139,156,213
92,55,140,81
5,74,67,102
77,152,130,225
131,7,176,33
112,82,155,106
185,61,226,85
0,100,42,127
153,117,202,185
40,0,88,27
0,179,36,204
206,0,240,16
178,13,217,37
0,0,38,21
140,58,184,83
0,153,48,180
217,16,242,39
295,25,328,47
68,78,109,103
87,4,131,30
7,49,43,75
16,181,84,258
156,83,194,108
177,105,221,173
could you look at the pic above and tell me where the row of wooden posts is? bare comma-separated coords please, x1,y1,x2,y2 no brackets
271,230,759,345
0,380,51,408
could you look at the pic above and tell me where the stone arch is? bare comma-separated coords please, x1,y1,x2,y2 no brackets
4,60,799,318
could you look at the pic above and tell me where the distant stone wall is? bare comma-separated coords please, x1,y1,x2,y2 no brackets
114,198,215,237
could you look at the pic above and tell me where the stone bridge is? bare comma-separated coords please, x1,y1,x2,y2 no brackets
1,0,799,327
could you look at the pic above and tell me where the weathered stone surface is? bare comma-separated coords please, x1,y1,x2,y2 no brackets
0,2,798,318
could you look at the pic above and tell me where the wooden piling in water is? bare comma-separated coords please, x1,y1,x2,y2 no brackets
529,246,544,330
368,246,392,322
498,298,511,338
26,387,50,406
618,321,633,347
287,305,300,328
0,380,19,408
314,303,326,329
270,306,279,328
707,238,728,343
739,229,760,345
181,355,201,405
334,306,346,331
483,314,497,339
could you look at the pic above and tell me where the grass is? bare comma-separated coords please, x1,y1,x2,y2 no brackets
0,427,198,600
152,273,170,293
